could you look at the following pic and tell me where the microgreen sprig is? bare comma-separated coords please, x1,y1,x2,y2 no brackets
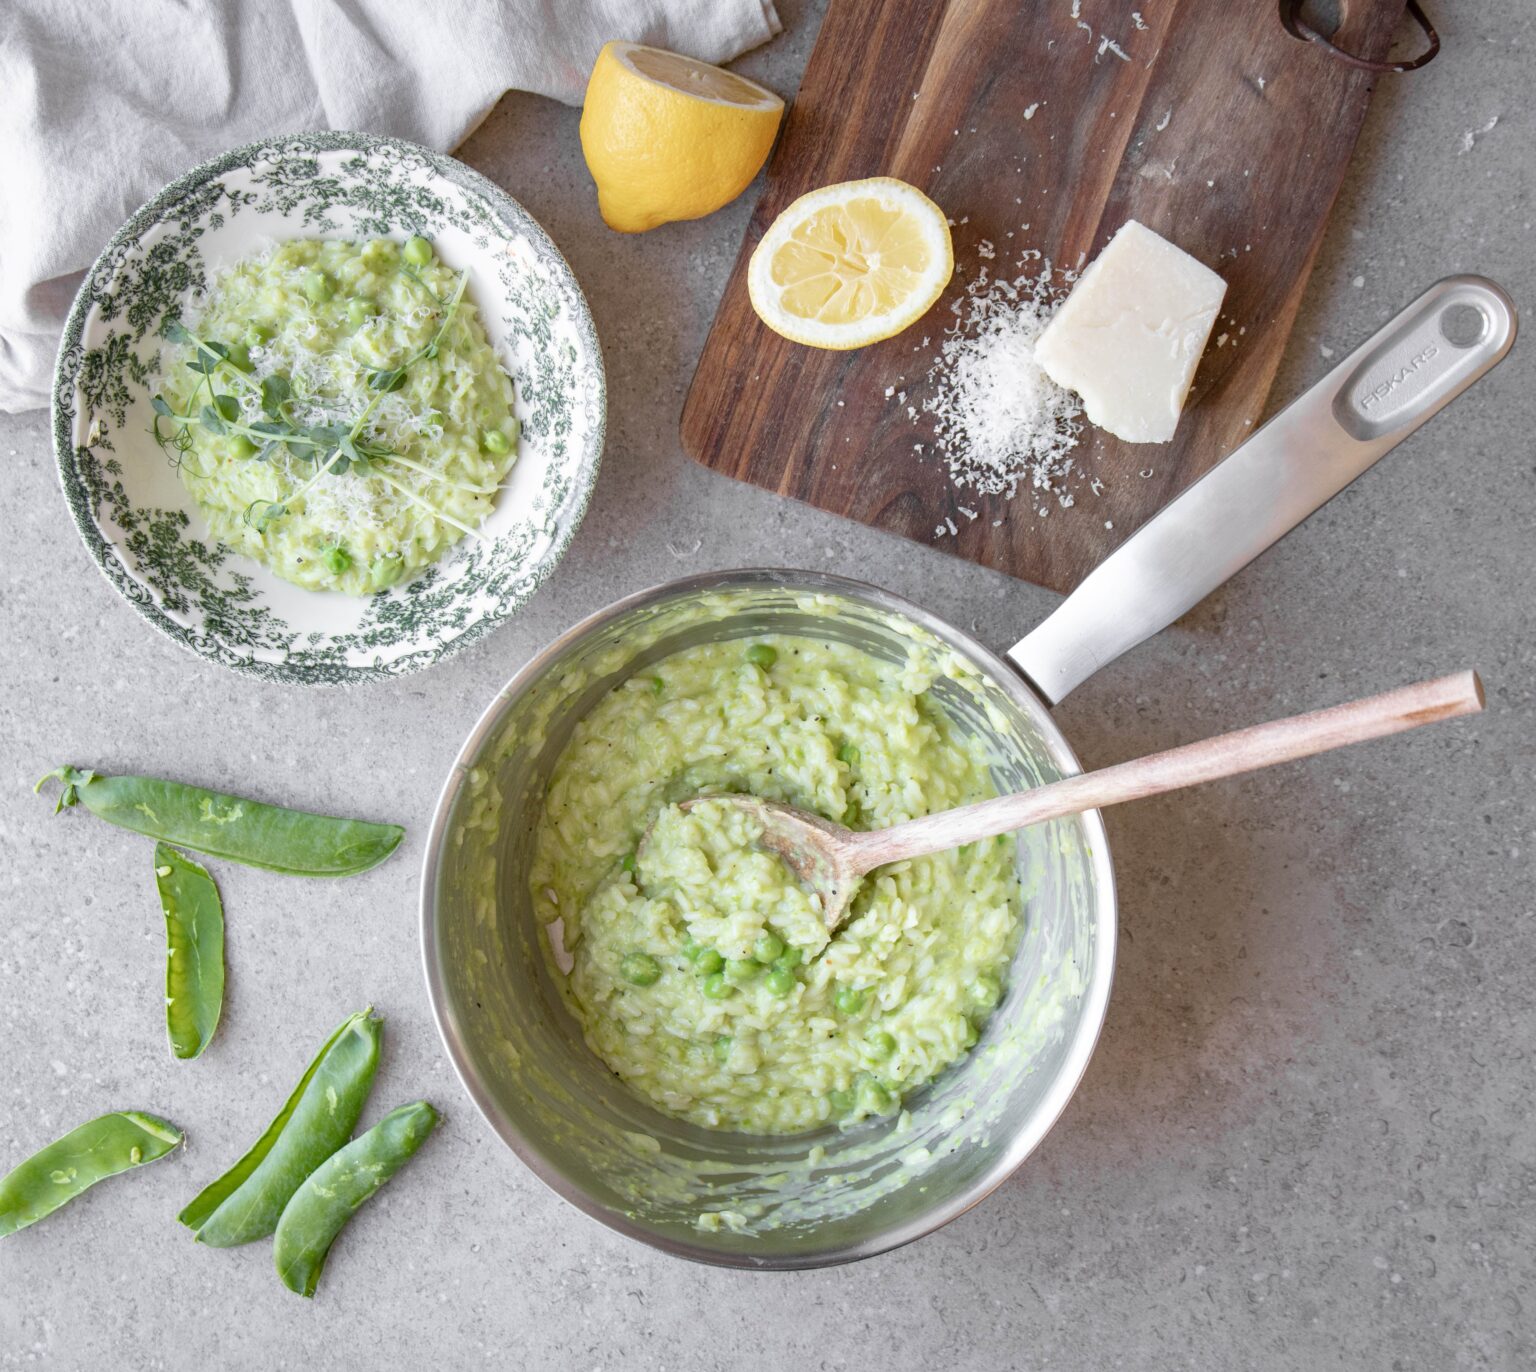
362,268,469,396
149,263,478,538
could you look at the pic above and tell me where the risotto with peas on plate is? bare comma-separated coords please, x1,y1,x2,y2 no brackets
152,236,517,596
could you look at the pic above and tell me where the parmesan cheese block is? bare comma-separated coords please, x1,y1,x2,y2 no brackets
1034,220,1227,444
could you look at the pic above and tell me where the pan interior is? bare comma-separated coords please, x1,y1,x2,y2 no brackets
429,576,1107,1265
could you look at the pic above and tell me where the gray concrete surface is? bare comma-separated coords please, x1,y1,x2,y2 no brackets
2,2,1533,1367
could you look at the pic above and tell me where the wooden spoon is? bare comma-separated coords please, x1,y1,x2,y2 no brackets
672,671,1484,932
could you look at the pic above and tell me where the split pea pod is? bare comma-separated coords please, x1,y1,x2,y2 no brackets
179,1009,382,1247
273,1100,440,1297
36,766,404,877
156,844,225,1060
0,1111,182,1238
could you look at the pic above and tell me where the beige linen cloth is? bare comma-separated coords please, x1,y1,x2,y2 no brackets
0,0,781,411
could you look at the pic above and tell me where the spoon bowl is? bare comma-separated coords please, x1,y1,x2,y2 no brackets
667,796,869,925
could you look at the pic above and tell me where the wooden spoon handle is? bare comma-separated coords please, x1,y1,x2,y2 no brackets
853,671,1485,870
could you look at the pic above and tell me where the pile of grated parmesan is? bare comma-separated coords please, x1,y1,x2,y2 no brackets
919,257,1084,508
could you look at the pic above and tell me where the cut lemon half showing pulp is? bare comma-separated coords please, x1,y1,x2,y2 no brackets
748,178,954,349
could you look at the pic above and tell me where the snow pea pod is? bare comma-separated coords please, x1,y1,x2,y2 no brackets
180,1008,382,1247
273,1100,440,1297
36,766,403,877
156,843,224,1060
0,1111,182,1238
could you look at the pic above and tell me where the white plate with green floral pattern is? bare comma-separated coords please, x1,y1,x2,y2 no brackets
52,132,605,685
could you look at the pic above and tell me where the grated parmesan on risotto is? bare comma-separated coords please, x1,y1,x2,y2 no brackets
528,635,1023,1136
157,236,517,596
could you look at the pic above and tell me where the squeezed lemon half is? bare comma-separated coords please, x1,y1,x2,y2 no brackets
748,177,954,349
580,41,784,234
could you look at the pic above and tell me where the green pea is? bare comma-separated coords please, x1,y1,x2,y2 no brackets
0,1112,182,1237
620,953,661,986
837,741,860,766
762,967,795,997
372,556,405,589
712,1035,733,1064
827,1088,855,1114
272,1100,439,1297
482,427,511,455
866,1029,897,1059
36,767,403,878
834,986,868,1016
773,947,803,973
180,1010,381,1246
620,851,637,874
701,972,731,1000
402,235,433,267
856,1078,894,1115
323,546,352,576
753,932,785,964
155,843,224,1060
302,270,333,303
229,435,257,461
724,958,761,985
244,323,273,349
694,948,724,975
745,643,777,670
346,299,373,329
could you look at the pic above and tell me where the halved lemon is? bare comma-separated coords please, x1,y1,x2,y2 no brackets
748,178,954,349
580,42,784,234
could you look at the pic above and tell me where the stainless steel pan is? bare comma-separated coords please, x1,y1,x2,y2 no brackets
422,277,1514,1268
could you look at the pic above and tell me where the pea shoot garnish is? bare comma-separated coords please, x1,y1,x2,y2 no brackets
150,255,487,539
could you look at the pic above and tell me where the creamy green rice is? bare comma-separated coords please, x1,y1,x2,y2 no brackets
529,636,1023,1135
159,237,516,595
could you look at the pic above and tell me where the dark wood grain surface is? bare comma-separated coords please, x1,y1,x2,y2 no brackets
681,0,1408,594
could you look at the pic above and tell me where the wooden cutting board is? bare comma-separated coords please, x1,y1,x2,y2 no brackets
681,0,1408,594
